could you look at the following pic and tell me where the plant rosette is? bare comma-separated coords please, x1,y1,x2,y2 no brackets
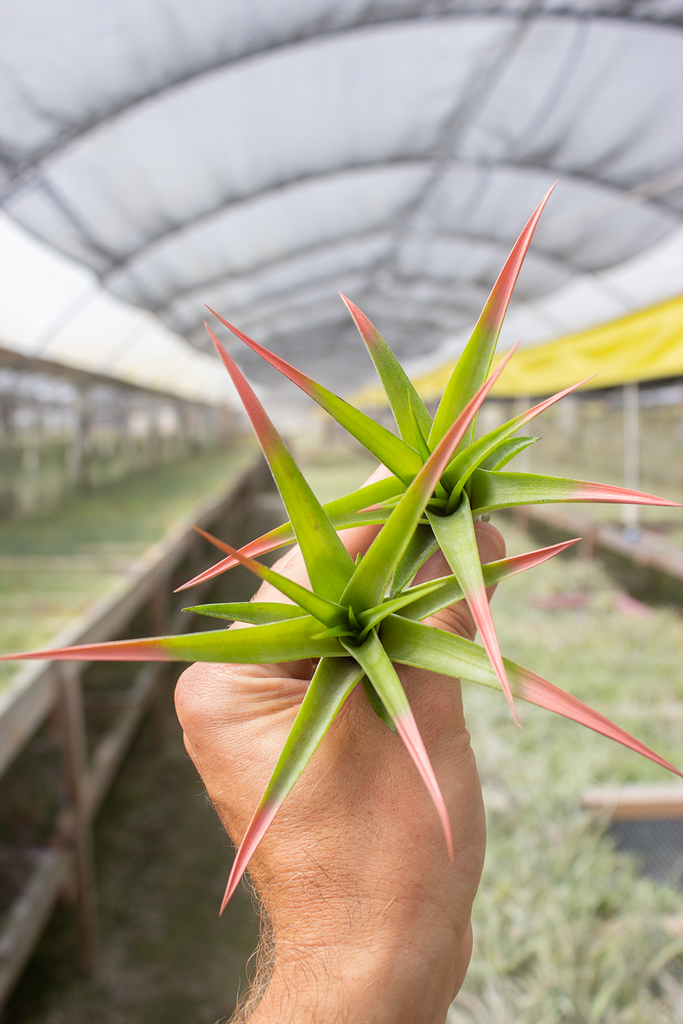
3,188,680,913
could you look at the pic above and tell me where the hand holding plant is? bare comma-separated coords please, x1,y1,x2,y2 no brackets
175,516,504,1023
3,186,680,926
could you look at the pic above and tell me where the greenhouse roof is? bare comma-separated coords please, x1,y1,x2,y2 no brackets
1,1,682,400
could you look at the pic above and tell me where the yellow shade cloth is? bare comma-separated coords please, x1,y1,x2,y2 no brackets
353,296,683,406
487,295,683,398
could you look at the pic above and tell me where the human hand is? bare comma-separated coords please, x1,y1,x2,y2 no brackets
175,513,505,1024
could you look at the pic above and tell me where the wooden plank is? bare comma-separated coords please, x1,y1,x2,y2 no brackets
85,666,161,816
56,664,97,972
0,344,194,400
0,455,273,1008
596,522,683,579
582,784,683,821
0,664,58,779
0,849,71,1005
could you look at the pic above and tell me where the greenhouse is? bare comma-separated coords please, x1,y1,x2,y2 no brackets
0,2,681,1021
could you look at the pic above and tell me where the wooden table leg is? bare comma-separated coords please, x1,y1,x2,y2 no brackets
57,663,97,973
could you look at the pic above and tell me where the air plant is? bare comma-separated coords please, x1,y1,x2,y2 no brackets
2,189,680,915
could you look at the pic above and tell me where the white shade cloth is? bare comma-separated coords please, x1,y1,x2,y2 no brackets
1,1,681,396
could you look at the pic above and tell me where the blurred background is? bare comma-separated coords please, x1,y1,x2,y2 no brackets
0,2,681,1022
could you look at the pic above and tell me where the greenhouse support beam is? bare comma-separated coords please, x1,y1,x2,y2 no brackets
621,382,640,533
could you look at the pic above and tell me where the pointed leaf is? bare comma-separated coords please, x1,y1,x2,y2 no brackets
429,493,518,724
0,617,346,665
390,525,439,597
176,479,401,593
401,539,581,621
479,436,539,472
325,476,405,513
220,657,364,911
342,631,453,857
429,185,555,448
408,396,432,463
362,677,397,733
176,521,298,592
380,616,681,778
343,341,519,611
356,577,446,636
340,294,432,446
193,533,347,629
208,309,422,483
469,469,680,516
206,323,354,601
442,375,593,501
312,625,356,639
183,602,307,624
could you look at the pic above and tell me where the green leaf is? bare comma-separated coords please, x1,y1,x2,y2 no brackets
207,309,422,484
205,323,355,602
469,469,680,516
356,577,446,637
189,476,403,569
478,436,539,471
220,656,365,912
428,493,518,723
362,677,397,732
441,376,592,504
399,539,581,622
409,396,432,463
343,341,519,611
327,476,405,513
429,186,555,450
340,294,433,447
342,631,453,856
1,617,346,665
182,602,306,624
176,494,396,594
201,535,348,629
380,615,681,778
390,525,438,597
312,624,356,639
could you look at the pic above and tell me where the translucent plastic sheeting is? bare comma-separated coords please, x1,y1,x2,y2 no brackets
360,223,683,396
1,1,682,397
0,215,239,406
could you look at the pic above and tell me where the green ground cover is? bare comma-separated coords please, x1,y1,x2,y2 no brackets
451,519,683,1024
0,443,256,687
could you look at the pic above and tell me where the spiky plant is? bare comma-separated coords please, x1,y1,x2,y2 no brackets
3,189,680,914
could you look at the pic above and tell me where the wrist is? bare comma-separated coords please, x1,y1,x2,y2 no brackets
244,886,471,1023
249,936,465,1024
230,717,485,1022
